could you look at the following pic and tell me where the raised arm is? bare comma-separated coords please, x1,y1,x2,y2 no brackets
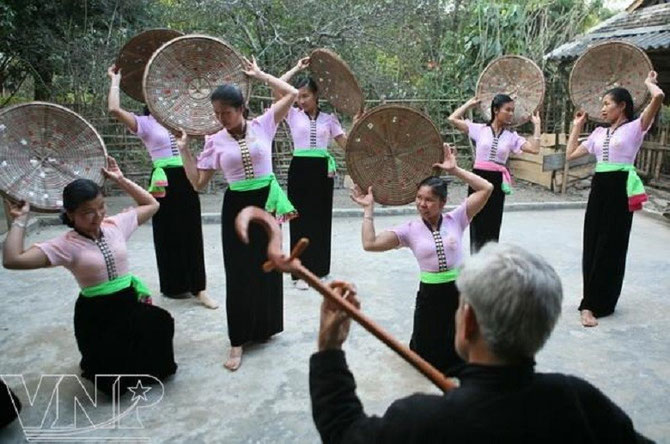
102,156,159,225
350,186,400,252
566,110,590,161
310,284,372,444
177,130,215,191
520,112,541,154
434,143,493,220
310,283,445,444
272,57,309,101
640,70,665,132
2,201,50,270
243,56,298,124
107,64,138,133
447,97,480,134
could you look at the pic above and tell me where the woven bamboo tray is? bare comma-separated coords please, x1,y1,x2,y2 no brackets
569,41,652,123
345,105,443,205
309,48,364,117
117,29,184,102
475,55,545,127
143,34,251,135
0,102,107,212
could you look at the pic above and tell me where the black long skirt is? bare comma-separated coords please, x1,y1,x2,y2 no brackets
0,380,21,428
152,166,206,297
409,281,463,374
74,287,177,395
579,171,634,317
468,169,505,253
287,156,334,278
221,186,283,346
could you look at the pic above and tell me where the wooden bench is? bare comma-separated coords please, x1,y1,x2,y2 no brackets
512,138,669,193
508,133,597,193
542,152,596,194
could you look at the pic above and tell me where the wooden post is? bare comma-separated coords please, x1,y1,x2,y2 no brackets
561,147,569,195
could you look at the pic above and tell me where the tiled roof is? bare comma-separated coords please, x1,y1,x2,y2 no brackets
545,3,670,61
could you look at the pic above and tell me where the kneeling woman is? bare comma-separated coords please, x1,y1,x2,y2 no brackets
350,144,492,372
2,157,177,394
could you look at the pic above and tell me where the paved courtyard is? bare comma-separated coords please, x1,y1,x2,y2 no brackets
1,209,669,442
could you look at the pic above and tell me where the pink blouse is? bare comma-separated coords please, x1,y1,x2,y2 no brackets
285,107,344,150
35,210,139,289
389,201,469,272
584,117,647,164
197,106,278,183
466,120,526,164
131,115,180,161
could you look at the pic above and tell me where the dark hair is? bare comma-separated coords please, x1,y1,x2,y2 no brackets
603,87,635,121
59,179,102,228
417,176,447,202
490,94,514,125
295,77,318,95
142,105,151,116
211,84,249,118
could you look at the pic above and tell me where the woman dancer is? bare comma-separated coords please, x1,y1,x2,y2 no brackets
3,157,177,394
106,65,216,309
274,57,349,289
567,71,664,327
448,95,541,252
179,56,298,370
350,144,492,372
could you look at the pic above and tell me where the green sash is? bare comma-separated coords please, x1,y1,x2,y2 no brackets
148,156,183,198
595,162,647,212
294,149,337,176
228,173,297,222
419,268,460,284
80,273,152,303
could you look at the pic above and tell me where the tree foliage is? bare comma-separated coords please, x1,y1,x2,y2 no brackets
0,0,612,108
1,0,156,105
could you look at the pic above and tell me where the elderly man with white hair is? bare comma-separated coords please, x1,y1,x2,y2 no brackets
309,243,649,443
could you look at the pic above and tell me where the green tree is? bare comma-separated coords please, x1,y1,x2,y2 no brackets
0,0,156,103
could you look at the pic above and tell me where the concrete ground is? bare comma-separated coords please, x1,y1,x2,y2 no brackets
1,209,669,442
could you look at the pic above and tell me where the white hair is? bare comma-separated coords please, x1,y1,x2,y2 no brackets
456,243,563,360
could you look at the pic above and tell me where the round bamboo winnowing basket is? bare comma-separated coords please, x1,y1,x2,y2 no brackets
345,105,443,206
309,48,365,117
569,41,652,123
475,55,545,127
0,102,107,212
117,29,184,103
143,34,251,135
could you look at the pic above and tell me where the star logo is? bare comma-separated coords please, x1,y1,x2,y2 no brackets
127,380,151,402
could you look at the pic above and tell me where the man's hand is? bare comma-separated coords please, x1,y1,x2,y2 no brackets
318,281,360,351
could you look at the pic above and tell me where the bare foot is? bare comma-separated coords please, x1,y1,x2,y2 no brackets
580,310,598,327
224,346,243,371
196,291,219,309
